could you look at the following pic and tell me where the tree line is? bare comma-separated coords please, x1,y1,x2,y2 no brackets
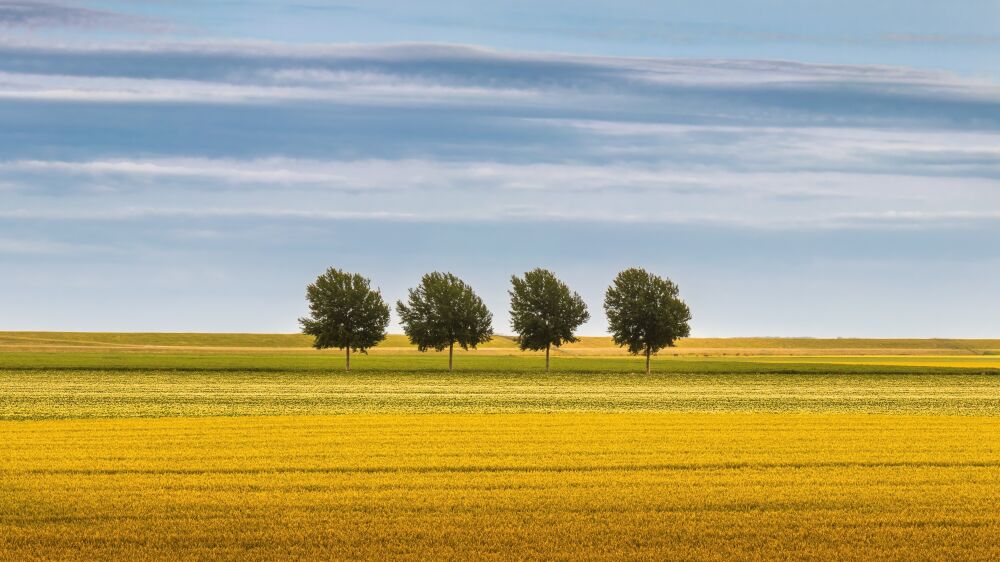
300,267,691,374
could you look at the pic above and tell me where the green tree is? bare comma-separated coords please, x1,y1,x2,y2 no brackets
604,268,692,374
509,268,590,371
396,272,493,371
299,268,390,371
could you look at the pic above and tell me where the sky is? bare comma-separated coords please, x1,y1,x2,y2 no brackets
1,1,999,337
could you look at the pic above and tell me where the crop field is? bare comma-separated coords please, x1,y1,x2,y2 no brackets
2,333,1000,560
4,331,999,356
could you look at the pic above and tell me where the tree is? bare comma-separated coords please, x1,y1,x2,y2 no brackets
299,268,390,371
604,268,691,374
396,272,493,371
509,268,590,371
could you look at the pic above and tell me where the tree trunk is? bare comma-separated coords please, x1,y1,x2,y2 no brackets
449,342,454,372
645,347,651,375
346,346,350,372
545,342,550,372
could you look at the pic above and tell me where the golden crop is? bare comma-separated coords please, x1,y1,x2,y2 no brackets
3,338,1000,561
3,413,1000,561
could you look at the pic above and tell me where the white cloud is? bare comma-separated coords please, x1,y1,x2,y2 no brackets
0,70,545,105
5,146,999,193
1,157,731,191
5,204,1000,231
1,42,998,234
0,40,997,106
829,210,1000,228
2,155,998,230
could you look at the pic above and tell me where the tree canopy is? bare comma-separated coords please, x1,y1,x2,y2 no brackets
604,268,692,374
299,268,390,370
396,272,493,370
509,268,589,370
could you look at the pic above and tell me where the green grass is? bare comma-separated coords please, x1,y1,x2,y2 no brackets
2,350,1000,373
3,336,998,421
2,341,998,421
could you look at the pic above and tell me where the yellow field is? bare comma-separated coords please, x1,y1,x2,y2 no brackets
3,333,1000,560
3,414,999,561
751,355,1000,370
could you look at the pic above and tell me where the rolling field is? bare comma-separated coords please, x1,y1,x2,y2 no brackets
2,333,1000,560
4,331,999,356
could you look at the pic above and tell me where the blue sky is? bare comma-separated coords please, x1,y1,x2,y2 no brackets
1,1,999,336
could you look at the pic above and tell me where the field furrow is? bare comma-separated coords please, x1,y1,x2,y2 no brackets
3,413,1000,561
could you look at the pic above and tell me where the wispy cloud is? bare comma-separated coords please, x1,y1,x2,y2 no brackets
833,210,1000,225
2,157,998,230
0,69,544,104
0,1,166,32
0,207,422,221
0,42,997,238
0,41,996,112
5,153,996,194
0,157,737,191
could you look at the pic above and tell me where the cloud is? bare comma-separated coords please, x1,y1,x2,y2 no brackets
0,207,422,221
1,155,997,230
0,157,734,192
0,69,544,104
828,210,1000,229
0,41,996,118
0,41,998,238
0,1,166,31
0,25,997,335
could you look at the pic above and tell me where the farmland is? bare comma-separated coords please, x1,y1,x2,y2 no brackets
2,333,1000,560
